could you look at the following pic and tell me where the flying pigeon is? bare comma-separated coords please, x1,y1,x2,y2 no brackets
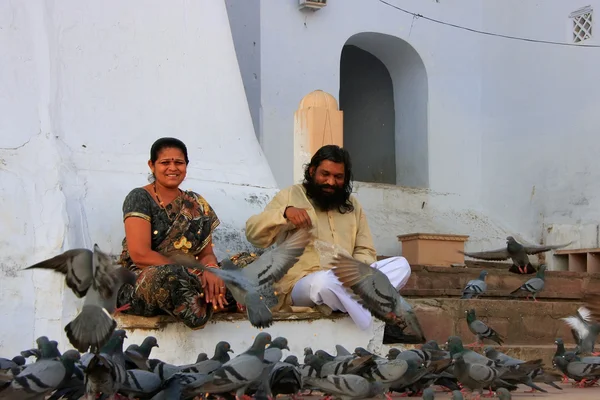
509,265,547,301
170,228,311,328
329,252,426,343
460,236,570,274
25,244,136,353
561,306,600,355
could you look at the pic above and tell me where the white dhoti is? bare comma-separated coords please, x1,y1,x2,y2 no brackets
290,256,412,330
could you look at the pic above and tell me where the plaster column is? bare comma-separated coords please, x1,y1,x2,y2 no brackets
293,90,343,183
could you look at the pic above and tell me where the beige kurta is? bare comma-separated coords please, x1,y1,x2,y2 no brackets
245,184,377,312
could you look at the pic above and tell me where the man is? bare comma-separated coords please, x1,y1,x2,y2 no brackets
245,145,413,340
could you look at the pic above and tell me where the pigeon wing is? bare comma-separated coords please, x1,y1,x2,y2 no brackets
459,248,510,261
241,228,311,285
25,249,93,298
522,242,572,255
330,253,398,321
562,316,590,341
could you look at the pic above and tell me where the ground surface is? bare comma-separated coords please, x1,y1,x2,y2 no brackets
297,382,600,398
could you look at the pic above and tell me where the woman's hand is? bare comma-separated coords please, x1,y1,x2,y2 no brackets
201,267,228,310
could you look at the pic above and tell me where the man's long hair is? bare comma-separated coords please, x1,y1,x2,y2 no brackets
302,145,354,214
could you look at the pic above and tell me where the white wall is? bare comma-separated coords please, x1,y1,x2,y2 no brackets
0,0,278,356
259,0,485,202
257,0,600,248
480,1,600,245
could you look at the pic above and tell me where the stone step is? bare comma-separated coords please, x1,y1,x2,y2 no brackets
409,298,581,347
401,263,600,300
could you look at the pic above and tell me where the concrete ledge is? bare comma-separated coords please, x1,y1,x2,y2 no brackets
114,313,385,366
116,311,346,330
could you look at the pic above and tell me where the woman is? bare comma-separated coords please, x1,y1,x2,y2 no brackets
117,137,237,329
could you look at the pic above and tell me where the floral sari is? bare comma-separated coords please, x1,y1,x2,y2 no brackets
117,187,236,329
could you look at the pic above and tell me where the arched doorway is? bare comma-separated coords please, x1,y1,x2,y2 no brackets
339,32,429,188
340,45,396,184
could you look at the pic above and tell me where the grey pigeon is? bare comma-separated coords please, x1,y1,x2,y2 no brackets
195,353,208,363
304,374,385,400
268,356,302,398
461,271,488,299
0,356,25,371
2,349,80,399
83,331,128,399
483,346,561,391
65,245,136,353
185,332,272,399
452,353,513,398
451,390,464,399
26,244,136,353
171,228,311,328
553,356,600,387
562,306,600,355
422,386,435,399
119,369,163,398
124,336,159,369
509,264,547,301
497,387,512,399
465,309,504,346
460,236,569,274
329,252,426,342
25,248,94,297
335,344,352,358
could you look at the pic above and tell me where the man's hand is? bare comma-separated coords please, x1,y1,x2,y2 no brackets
284,206,312,229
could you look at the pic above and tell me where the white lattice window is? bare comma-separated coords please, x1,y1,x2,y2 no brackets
571,6,593,43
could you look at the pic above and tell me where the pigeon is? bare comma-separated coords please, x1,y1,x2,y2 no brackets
465,309,504,347
484,346,561,391
460,236,570,274
83,331,128,398
561,306,600,355
185,332,272,399
509,264,547,301
24,248,94,297
2,349,80,399
460,271,488,299
451,353,514,399
496,387,512,399
451,390,464,399
268,355,302,399
303,374,385,400
422,386,435,399
25,244,136,353
124,336,159,369
328,252,426,342
170,227,311,329
553,356,600,387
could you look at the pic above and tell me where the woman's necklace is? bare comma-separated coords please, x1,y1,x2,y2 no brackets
153,183,180,221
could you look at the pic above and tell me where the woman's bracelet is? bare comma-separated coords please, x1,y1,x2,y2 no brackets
205,263,219,269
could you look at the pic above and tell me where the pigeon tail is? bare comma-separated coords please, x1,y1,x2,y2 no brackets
245,291,274,329
65,304,116,353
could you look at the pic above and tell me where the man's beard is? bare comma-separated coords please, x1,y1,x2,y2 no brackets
303,180,348,212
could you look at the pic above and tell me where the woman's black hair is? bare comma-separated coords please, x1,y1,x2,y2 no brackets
150,137,189,164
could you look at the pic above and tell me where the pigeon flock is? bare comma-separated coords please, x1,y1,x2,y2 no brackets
1,229,600,399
